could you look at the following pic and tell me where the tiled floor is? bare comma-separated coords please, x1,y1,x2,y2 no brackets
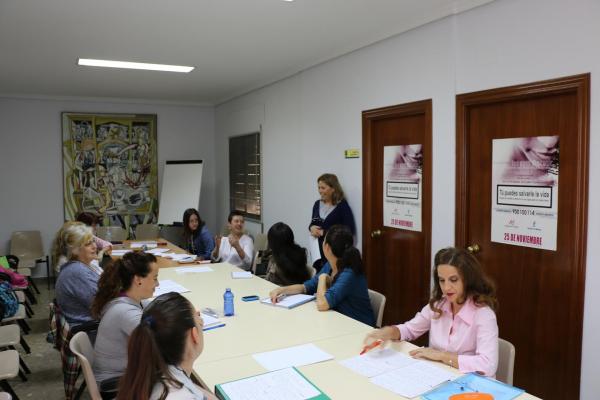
6,279,90,400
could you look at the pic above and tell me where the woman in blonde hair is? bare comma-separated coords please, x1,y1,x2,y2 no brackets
309,173,356,271
53,221,100,327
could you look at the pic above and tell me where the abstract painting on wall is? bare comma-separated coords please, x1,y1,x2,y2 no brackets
61,113,158,230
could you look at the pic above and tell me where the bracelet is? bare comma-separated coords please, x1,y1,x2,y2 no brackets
447,358,453,367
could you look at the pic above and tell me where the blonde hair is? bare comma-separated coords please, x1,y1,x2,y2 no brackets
318,173,345,204
51,221,94,267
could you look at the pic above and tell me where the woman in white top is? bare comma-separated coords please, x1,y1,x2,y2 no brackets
211,210,254,270
116,292,217,400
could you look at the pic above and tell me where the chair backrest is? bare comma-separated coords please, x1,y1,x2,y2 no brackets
254,233,268,252
135,224,160,240
497,337,516,385
159,225,184,247
96,226,128,242
368,289,386,328
10,231,44,260
69,332,102,400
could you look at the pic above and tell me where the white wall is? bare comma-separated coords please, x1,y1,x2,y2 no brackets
215,0,600,398
0,96,216,272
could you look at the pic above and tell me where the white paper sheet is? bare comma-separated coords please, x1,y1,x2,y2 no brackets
308,235,321,264
110,249,132,256
153,279,191,297
130,241,158,249
175,266,213,274
369,360,456,398
340,348,418,378
231,271,253,279
218,368,320,400
145,247,170,255
260,294,315,309
252,343,333,371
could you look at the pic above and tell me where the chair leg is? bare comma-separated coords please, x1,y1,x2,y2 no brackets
24,287,37,305
74,380,87,400
25,300,34,316
20,337,31,354
27,276,40,295
18,367,27,382
17,319,31,335
0,380,19,400
19,356,31,374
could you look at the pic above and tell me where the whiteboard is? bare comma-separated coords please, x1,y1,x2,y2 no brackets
158,160,203,225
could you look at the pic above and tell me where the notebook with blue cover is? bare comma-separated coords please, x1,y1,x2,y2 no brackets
422,372,524,400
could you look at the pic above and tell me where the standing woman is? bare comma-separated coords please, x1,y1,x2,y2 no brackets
91,252,159,393
309,173,356,271
363,247,499,377
265,222,311,286
182,208,214,260
270,225,374,326
116,292,217,400
53,222,100,327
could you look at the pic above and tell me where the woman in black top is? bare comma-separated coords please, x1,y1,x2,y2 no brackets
265,222,311,286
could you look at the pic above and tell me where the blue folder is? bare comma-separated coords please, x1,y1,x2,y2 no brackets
423,373,524,400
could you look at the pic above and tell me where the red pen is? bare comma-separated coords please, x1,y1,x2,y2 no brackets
360,339,383,355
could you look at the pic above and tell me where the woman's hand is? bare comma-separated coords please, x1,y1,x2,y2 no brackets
310,225,323,238
409,347,444,361
228,234,240,249
269,287,286,303
363,326,401,347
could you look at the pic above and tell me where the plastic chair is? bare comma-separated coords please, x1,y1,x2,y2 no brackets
253,233,268,252
158,225,184,248
497,338,516,385
95,227,128,242
9,231,46,291
135,224,160,240
69,332,102,400
368,289,387,328
0,305,31,335
0,350,20,400
0,325,30,378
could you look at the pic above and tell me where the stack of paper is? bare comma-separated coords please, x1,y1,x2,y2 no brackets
200,312,225,331
159,253,197,262
153,279,191,297
130,241,158,249
340,349,456,398
261,294,315,309
252,343,333,371
145,247,170,255
231,271,253,279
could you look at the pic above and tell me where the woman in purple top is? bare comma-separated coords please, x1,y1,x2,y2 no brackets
364,247,499,377
309,173,356,271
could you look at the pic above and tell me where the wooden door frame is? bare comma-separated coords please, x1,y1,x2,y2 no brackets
455,74,590,395
362,99,432,297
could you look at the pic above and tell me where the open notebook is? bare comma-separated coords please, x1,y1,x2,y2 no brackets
261,294,315,309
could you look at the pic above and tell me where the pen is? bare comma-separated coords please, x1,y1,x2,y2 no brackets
203,323,226,331
360,339,383,355
276,293,287,302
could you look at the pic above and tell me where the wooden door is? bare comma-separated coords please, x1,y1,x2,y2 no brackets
363,100,432,326
456,74,589,399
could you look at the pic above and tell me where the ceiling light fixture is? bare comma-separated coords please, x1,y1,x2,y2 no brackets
77,58,194,73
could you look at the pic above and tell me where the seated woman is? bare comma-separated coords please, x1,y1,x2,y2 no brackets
211,210,254,271
182,208,214,260
270,225,375,326
116,292,217,400
90,252,159,394
265,222,311,286
363,247,499,377
53,221,100,327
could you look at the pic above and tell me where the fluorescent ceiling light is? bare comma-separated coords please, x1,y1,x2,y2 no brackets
77,58,194,73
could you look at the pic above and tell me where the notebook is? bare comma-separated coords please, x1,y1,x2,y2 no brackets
261,294,316,309
200,312,225,331
215,367,330,400
231,271,252,279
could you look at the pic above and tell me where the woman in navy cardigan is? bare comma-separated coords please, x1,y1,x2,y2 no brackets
309,173,356,271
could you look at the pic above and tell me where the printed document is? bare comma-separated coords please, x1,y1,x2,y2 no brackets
253,343,333,371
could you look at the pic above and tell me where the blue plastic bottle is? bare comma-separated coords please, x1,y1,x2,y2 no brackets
224,288,235,316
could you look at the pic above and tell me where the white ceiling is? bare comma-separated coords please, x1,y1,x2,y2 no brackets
0,0,493,105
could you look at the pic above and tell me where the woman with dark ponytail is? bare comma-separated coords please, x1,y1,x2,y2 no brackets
269,225,375,326
91,252,159,392
117,292,217,400
265,222,311,286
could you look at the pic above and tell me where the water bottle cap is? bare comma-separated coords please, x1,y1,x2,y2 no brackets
225,288,231,292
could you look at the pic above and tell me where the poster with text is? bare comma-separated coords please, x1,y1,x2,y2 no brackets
491,135,559,250
383,144,422,231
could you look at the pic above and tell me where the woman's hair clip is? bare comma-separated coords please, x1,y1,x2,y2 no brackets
143,315,155,328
